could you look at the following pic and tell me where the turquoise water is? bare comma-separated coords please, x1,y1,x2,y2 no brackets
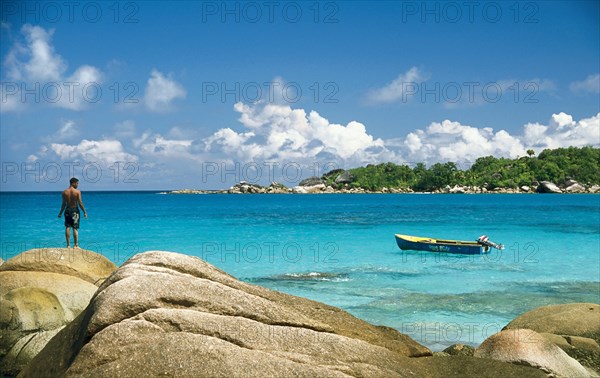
1,192,599,350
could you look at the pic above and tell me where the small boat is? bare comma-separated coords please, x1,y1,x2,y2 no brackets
395,234,504,255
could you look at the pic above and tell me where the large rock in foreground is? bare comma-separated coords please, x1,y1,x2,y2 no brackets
0,248,116,376
21,251,547,377
504,303,600,342
504,303,600,372
475,329,592,377
22,251,427,377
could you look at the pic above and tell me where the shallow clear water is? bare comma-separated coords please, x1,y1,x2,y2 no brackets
1,192,599,350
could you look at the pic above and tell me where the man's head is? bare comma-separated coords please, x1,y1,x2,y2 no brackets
70,177,79,188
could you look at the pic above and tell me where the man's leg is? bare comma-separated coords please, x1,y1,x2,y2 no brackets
65,227,71,248
73,228,79,248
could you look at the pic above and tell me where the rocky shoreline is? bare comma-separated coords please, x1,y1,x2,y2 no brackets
1,248,598,377
164,177,600,195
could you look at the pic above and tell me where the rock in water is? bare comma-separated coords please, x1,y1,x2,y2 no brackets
293,184,325,193
475,329,591,377
266,182,289,193
0,248,116,376
449,185,466,194
537,181,562,193
565,183,586,193
564,179,579,187
298,176,324,186
227,181,266,194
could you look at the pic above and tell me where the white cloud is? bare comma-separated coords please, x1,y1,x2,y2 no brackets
43,119,79,142
367,67,428,103
570,74,600,94
203,102,599,170
204,102,386,166
204,127,258,156
61,65,103,110
521,112,600,149
143,69,186,112
141,135,194,158
5,25,66,82
2,24,102,111
401,120,526,165
49,139,138,165
132,131,196,161
54,120,79,141
397,112,599,165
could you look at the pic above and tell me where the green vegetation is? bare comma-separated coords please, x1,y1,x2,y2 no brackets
322,147,600,191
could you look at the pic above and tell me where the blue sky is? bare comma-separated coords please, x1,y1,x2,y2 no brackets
1,1,599,190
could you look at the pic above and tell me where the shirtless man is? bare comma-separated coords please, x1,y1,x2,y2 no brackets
58,177,88,248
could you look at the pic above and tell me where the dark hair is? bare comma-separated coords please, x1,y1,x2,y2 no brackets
70,177,79,184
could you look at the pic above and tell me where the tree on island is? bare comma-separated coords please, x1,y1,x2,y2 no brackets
322,146,599,191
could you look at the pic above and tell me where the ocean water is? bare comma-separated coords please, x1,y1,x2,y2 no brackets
1,192,599,350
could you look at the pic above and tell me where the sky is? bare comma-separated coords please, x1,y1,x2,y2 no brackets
0,0,599,190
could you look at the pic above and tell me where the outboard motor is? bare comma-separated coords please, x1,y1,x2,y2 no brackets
477,235,504,250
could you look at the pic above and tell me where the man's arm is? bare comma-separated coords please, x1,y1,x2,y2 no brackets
77,191,87,218
58,192,66,217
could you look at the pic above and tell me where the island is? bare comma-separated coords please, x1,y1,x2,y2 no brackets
166,147,600,194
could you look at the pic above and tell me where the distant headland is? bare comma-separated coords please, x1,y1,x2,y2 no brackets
166,147,600,194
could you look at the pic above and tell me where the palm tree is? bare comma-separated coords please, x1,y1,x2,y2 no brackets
527,149,535,157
